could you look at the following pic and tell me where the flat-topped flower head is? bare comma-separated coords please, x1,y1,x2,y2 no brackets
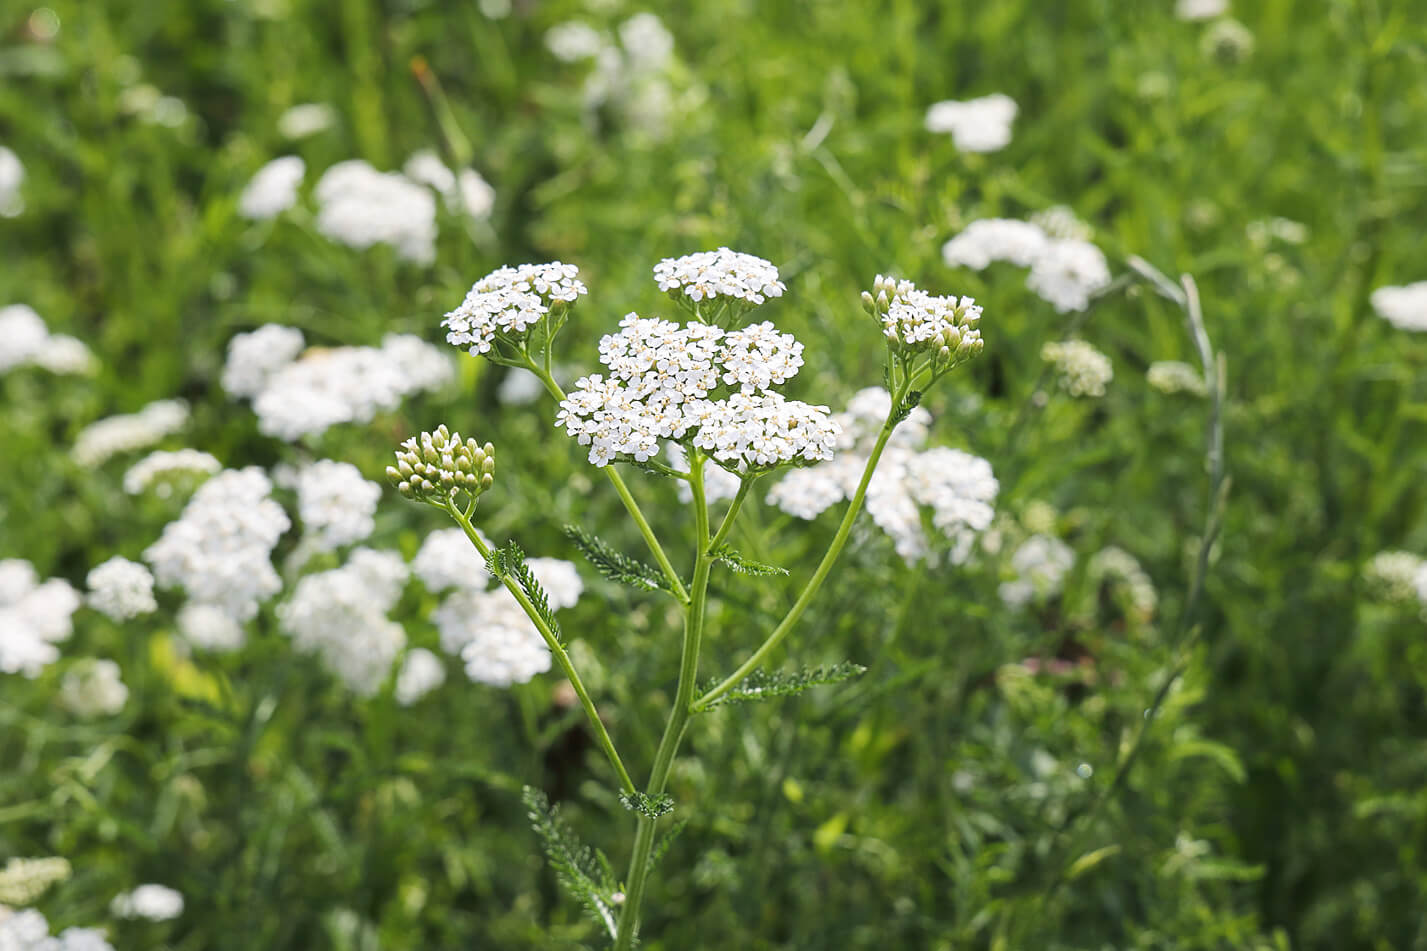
863,275,984,366
443,261,587,356
389,425,496,505
653,247,786,316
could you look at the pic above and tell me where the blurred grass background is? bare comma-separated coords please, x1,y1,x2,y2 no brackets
3,0,1427,948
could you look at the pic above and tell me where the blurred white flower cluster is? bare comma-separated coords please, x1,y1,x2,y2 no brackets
557,314,837,469
0,559,79,678
221,325,453,441
0,144,24,217
0,908,113,951
1175,0,1228,20
294,460,381,552
0,857,70,906
417,528,585,688
144,467,290,623
999,534,1075,608
0,305,96,376
1088,546,1158,621
545,12,685,137
943,216,1112,313
235,153,496,261
768,387,999,563
925,93,1018,152
1370,281,1427,333
59,658,129,717
123,449,222,497
278,548,409,696
443,262,588,356
395,648,446,706
72,400,189,467
1146,360,1207,396
109,883,184,921
85,556,156,621
1364,551,1427,616
1041,340,1114,398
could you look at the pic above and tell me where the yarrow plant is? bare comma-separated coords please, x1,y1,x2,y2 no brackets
391,249,989,948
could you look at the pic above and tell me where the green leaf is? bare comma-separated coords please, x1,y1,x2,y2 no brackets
618,791,675,819
564,525,669,593
1168,738,1247,783
699,662,868,709
648,816,689,874
892,389,923,425
488,542,563,644
710,545,788,577
521,786,619,939
1066,844,1121,881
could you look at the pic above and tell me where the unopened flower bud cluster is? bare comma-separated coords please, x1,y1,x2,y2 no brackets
1041,340,1113,398
388,426,496,504
864,275,985,366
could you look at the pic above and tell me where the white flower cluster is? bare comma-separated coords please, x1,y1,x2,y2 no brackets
403,150,496,220
238,333,452,441
238,156,305,220
558,313,837,470
767,387,998,563
1088,546,1158,620
109,883,184,921
0,304,96,376
0,144,23,217
123,449,222,496
176,602,246,652
295,460,381,552
395,648,446,705
1146,360,1207,396
278,548,409,695
420,535,584,688
653,248,786,307
0,856,71,906
59,658,129,717
550,13,681,137
278,102,336,139
924,93,1018,152
1031,205,1094,241
443,262,587,356
0,559,79,678
999,535,1075,608
314,159,438,263
85,556,157,621
871,275,985,354
1176,0,1228,21
942,217,1112,313
1042,340,1114,398
0,908,113,951
72,400,189,467
1363,551,1427,613
221,324,307,398
144,468,289,622
1370,282,1427,333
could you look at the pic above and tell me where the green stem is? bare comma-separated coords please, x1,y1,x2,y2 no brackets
524,358,690,603
693,380,910,711
613,457,715,949
707,477,752,553
446,501,637,796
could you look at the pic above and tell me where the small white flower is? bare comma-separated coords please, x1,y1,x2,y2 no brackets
619,12,674,68
60,658,129,717
238,156,305,220
1,560,81,678
86,556,157,621
547,21,607,62
0,856,71,906
942,219,1049,270
1363,551,1426,604
999,535,1075,608
411,526,492,592
177,602,247,651
444,262,588,356
0,144,24,217
314,159,438,263
1176,0,1228,20
1041,340,1113,397
925,93,1018,152
110,883,184,921
1146,360,1207,396
1370,282,1427,333
0,304,50,372
1026,238,1111,313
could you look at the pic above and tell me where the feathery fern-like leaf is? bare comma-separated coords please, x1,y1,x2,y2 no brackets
699,662,868,709
522,786,619,939
619,791,674,819
710,545,788,577
490,542,563,643
563,525,669,593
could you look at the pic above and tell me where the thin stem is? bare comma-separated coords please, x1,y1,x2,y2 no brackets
523,357,690,603
613,457,715,949
707,477,752,553
693,379,911,711
445,501,637,796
